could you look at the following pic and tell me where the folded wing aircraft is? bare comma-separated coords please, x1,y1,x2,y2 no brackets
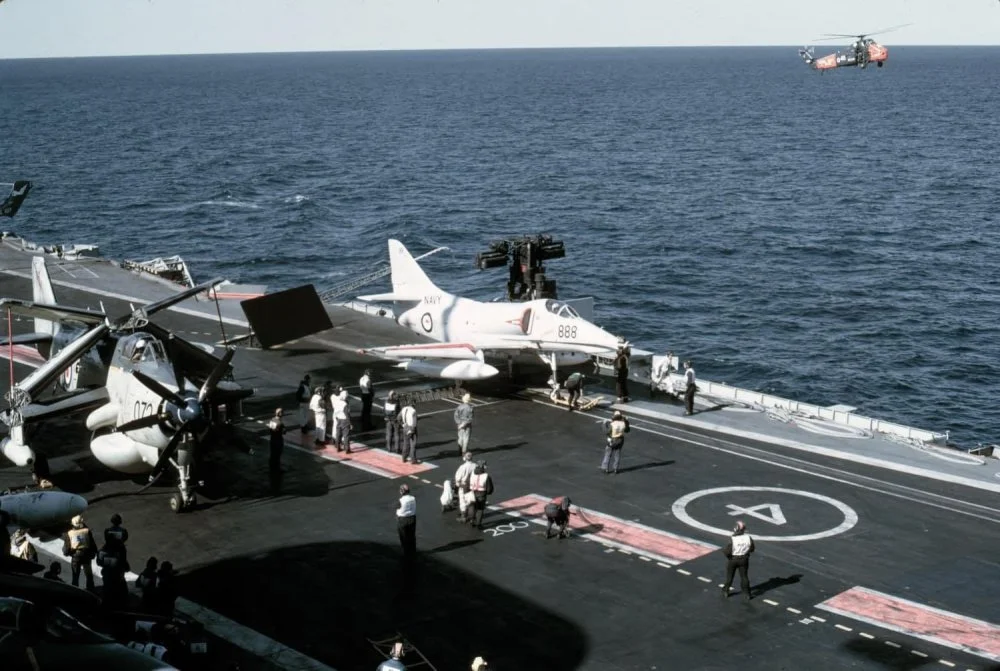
358,239,624,380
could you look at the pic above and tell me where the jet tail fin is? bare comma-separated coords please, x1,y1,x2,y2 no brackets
30,257,57,337
388,239,442,300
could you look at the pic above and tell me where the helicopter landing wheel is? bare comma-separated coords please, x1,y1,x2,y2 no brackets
877,61,883,68
169,493,183,513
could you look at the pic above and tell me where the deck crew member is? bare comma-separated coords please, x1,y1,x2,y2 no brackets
454,393,474,455
377,641,407,671
309,386,327,445
396,484,417,560
62,515,97,589
360,369,375,431
104,513,129,559
683,360,697,415
544,496,572,539
454,451,477,523
296,374,312,433
11,528,37,563
332,389,352,453
613,342,630,403
43,562,63,581
470,461,494,529
323,382,336,438
563,371,585,411
267,408,286,472
384,390,400,453
601,410,630,474
400,398,419,464
721,520,755,601
651,351,675,398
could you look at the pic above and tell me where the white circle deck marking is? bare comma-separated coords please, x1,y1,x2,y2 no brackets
672,486,858,542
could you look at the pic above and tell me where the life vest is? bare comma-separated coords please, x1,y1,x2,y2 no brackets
384,400,398,419
68,528,91,551
609,419,627,439
731,534,752,557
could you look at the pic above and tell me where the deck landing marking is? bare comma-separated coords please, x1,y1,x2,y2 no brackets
281,433,436,478
817,586,1000,662
671,486,858,541
490,494,717,565
725,503,786,525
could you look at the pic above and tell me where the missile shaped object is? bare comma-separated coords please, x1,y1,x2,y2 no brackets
0,491,88,529
398,359,500,380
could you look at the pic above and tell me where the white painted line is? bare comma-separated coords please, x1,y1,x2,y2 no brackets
763,599,779,607
617,549,632,555
835,624,853,632
859,632,875,639
697,576,712,583
911,650,928,658
639,556,651,562
676,569,691,576
799,618,813,625
939,660,955,667
787,607,802,614
812,615,826,623
26,533,336,670
604,548,616,554
656,562,671,569
885,641,901,648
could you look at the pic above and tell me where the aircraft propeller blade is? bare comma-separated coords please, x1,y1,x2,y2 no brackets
132,371,187,407
115,413,166,434
112,277,223,328
141,420,191,488
198,348,235,403
161,334,188,393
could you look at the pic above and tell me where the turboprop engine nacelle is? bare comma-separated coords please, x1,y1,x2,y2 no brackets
1,426,35,467
398,359,500,381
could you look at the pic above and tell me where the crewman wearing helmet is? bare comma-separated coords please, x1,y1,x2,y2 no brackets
601,410,630,474
721,520,755,601
62,515,97,589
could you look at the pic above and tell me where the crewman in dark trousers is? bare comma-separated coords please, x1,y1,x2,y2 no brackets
400,399,419,464
296,374,311,433
601,411,630,474
396,484,417,560
721,520,755,601
359,369,375,431
267,408,286,473
544,496,572,539
470,461,494,529
613,343,630,403
62,515,97,589
683,360,697,415
383,390,400,453
563,372,585,411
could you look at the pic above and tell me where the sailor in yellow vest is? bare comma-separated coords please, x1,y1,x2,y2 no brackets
62,514,97,589
600,410,630,474
469,461,494,529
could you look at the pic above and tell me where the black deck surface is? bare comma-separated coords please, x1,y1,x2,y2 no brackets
2,270,1000,671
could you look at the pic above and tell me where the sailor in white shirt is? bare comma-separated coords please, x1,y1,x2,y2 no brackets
721,520,755,601
651,351,676,398
359,369,375,431
396,483,417,559
331,389,351,453
683,360,697,415
453,452,477,523
399,399,419,464
309,387,327,445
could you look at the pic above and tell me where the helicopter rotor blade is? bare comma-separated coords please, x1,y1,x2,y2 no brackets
132,371,187,407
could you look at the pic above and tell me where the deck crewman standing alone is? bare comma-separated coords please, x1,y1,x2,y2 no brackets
683,360,697,415
601,410,630,474
721,520,754,601
359,369,375,431
454,393,474,455
296,374,311,433
396,484,417,560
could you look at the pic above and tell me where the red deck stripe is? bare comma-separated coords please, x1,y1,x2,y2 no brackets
492,494,717,565
818,586,1000,662
281,432,436,478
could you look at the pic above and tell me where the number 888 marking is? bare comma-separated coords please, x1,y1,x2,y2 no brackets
557,325,577,339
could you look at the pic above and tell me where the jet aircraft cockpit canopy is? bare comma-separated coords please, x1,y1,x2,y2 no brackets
544,299,581,319
120,333,167,364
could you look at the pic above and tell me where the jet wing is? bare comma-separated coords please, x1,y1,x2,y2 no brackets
361,342,483,361
0,298,106,325
476,335,620,356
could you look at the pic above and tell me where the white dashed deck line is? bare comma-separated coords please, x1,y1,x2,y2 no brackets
859,632,875,639
835,624,853,632
676,568,691,576
697,576,712,583
763,599,779,607
911,650,928,658
885,641,901,648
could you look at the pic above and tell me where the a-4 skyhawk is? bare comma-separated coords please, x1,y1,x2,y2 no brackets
358,239,625,380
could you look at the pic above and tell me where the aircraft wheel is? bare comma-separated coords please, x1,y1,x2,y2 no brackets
188,493,197,508
169,494,183,513
877,61,883,68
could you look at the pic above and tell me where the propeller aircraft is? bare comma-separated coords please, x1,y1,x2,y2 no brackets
1,269,252,512
358,239,626,381
799,24,910,71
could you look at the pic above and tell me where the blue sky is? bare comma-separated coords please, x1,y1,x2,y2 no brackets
1,0,998,59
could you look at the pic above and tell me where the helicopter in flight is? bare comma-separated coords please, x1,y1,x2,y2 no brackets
799,24,910,71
